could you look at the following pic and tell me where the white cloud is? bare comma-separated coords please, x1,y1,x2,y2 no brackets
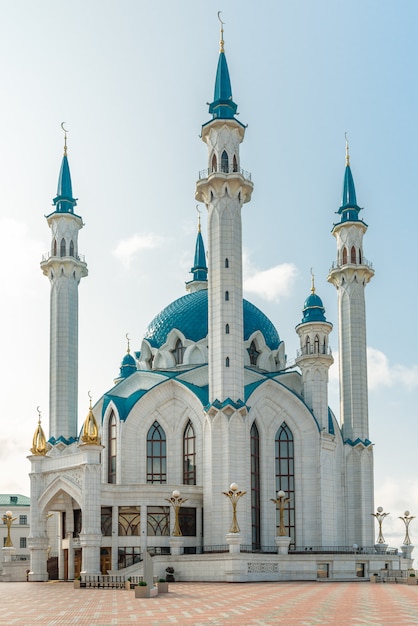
243,251,298,302
112,233,164,269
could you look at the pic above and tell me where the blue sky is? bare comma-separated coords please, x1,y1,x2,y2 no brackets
0,0,417,549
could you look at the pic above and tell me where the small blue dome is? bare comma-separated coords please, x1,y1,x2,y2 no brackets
143,289,280,351
119,352,136,378
301,292,327,323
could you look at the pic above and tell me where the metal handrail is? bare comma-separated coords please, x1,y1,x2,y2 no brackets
198,165,252,181
42,252,86,263
329,258,373,272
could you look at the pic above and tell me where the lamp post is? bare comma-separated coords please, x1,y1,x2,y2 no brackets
271,490,291,537
399,510,415,546
166,490,188,537
372,506,389,544
223,483,246,534
2,511,17,548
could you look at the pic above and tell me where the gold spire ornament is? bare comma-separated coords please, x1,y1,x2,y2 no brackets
218,11,225,53
80,391,101,445
30,407,47,456
61,122,69,156
345,131,350,167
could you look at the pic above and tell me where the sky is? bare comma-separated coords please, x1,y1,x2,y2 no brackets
0,0,417,550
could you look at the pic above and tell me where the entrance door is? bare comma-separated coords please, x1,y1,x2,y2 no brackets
101,548,112,574
74,549,82,578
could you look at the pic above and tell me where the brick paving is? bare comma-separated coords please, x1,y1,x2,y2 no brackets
0,581,418,626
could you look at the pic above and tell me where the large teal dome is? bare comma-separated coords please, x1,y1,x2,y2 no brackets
144,289,280,350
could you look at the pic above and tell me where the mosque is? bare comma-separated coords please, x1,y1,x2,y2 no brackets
27,24,406,582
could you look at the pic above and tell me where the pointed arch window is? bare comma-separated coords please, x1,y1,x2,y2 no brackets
225,323,230,334
350,246,356,264
221,150,229,173
225,291,229,301
359,249,362,264
314,335,320,353
250,422,261,549
225,357,230,367
233,154,238,172
147,421,166,483
225,258,229,268
60,238,66,257
248,341,260,366
183,420,196,485
52,239,57,256
69,240,74,257
305,336,311,355
211,154,217,172
108,412,116,484
275,422,295,546
172,338,185,365
342,247,347,265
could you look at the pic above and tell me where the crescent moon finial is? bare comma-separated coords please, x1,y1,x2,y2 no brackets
88,390,93,409
61,122,69,156
196,205,202,232
36,406,42,425
310,268,315,294
126,333,131,354
217,11,225,52
345,131,350,166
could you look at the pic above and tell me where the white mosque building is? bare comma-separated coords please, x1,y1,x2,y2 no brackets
27,25,407,582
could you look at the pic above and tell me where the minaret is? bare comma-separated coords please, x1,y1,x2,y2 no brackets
327,140,374,442
295,274,333,431
40,129,88,442
195,19,253,404
185,213,208,294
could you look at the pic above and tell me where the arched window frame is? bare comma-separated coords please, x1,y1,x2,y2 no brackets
250,422,261,549
53,239,57,256
221,150,229,173
147,421,166,483
233,154,238,172
248,341,260,366
172,338,185,365
225,258,229,268
183,420,196,485
275,422,295,546
342,247,347,265
225,323,230,334
314,335,320,353
211,153,217,172
225,356,230,367
351,246,356,264
60,238,66,257
69,240,74,257
107,412,117,484
225,291,229,301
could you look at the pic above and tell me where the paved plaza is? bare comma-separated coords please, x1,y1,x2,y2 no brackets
1,581,418,625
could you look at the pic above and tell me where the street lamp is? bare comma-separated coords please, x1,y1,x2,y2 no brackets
223,483,246,533
2,511,17,547
166,490,188,537
371,506,389,544
399,510,415,546
271,490,291,537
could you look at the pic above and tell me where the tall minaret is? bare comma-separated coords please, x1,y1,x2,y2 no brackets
40,129,88,442
195,19,253,404
327,140,374,442
295,274,333,432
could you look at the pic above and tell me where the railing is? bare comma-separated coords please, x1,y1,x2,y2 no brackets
329,257,373,272
296,346,333,357
195,544,397,555
42,252,86,263
198,165,252,181
82,574,126,588
11,554,30,561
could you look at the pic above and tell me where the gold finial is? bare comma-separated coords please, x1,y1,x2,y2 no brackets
80,392,101,445
196,205,201,232
126,333,131,354
30,406,47,456
310,268,315,294
61,122,69,156
218,11,225,53
345,131,350,167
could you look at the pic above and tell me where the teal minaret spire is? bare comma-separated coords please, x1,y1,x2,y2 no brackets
207,16,238,121
41,126,88,442
337,136,362,223
186,213,208,293
53,128,78,214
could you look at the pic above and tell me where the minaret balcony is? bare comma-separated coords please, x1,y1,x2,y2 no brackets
198,164,252,182
42,251,86,263
297,346,333,357
329,257,373,272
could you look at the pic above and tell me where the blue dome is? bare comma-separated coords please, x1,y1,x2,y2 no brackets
143,289,280,350
119,352,136,378
301,292,327,323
